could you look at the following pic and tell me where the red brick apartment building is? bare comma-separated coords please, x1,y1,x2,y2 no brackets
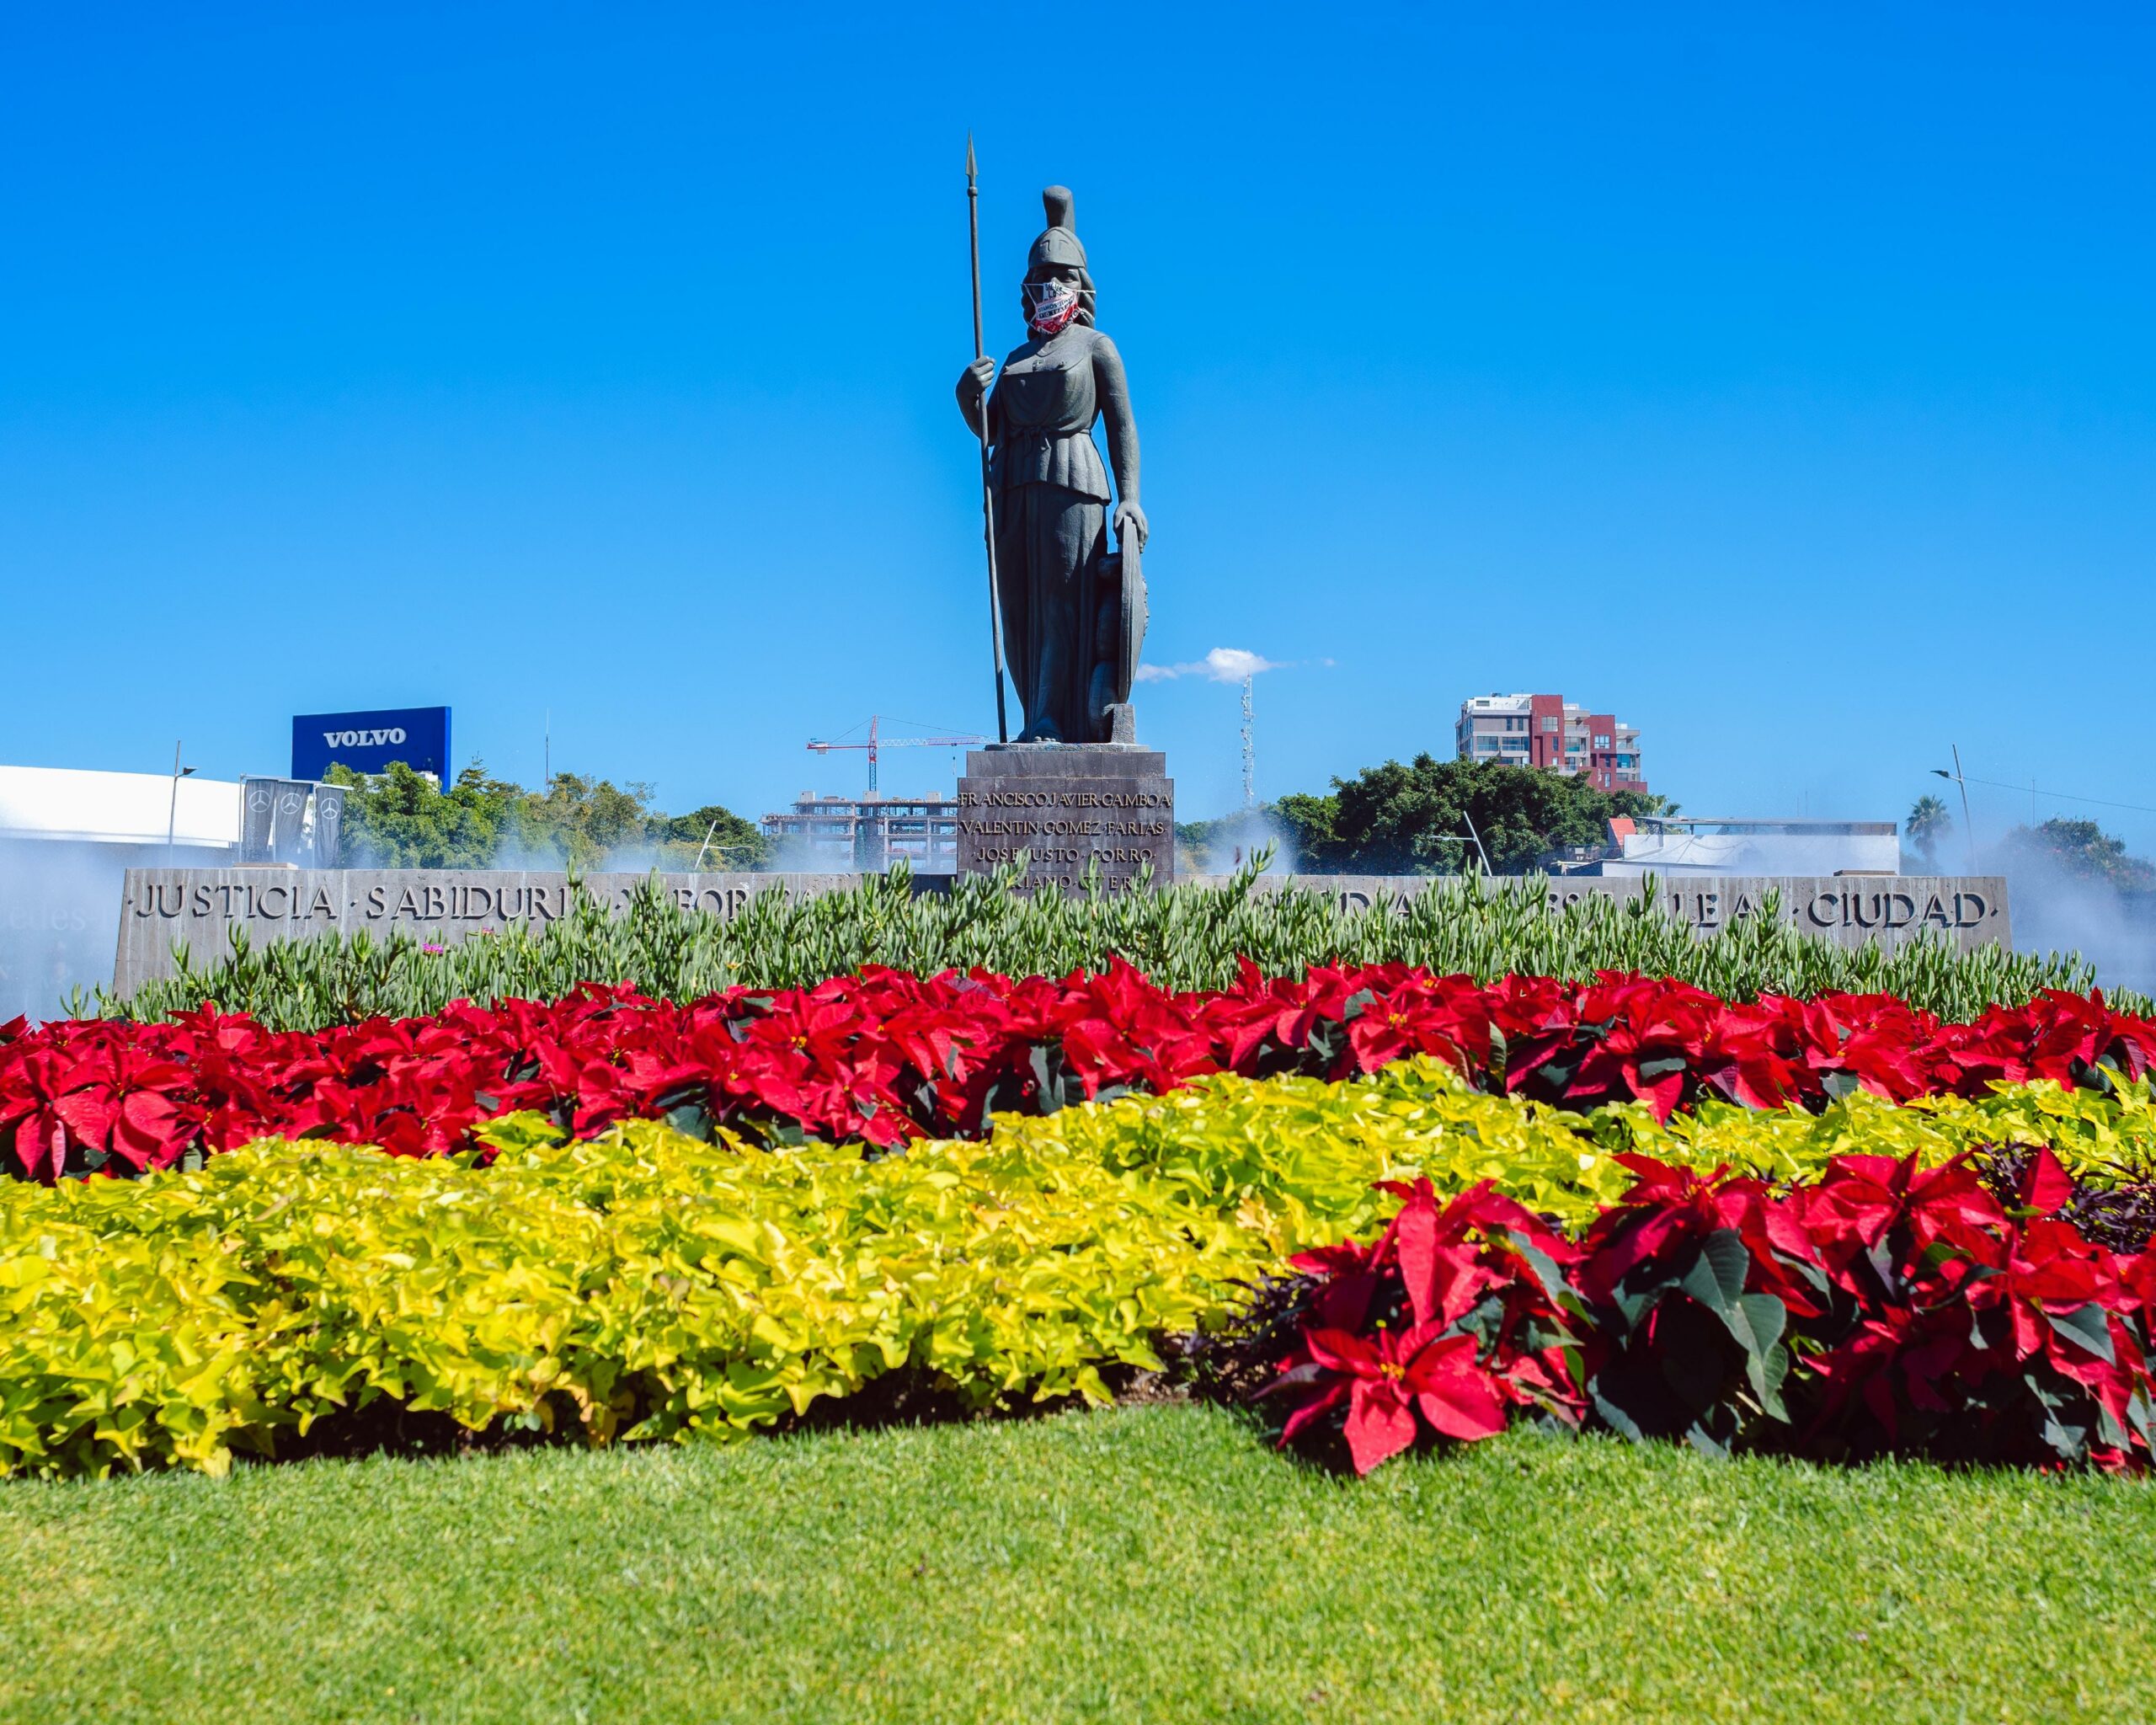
1454,694,1647,794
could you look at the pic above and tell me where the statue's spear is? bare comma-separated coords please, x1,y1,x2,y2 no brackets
967,134,1011,745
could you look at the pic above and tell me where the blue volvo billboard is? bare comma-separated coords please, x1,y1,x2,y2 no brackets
291,707,451,782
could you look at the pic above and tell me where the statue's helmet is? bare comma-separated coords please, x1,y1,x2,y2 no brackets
1022,185,1096,327
1027,186,1087,273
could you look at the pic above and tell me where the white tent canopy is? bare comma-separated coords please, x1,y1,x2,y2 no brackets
0,765,242,850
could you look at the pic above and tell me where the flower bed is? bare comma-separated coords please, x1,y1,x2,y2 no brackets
1232,1149,2156,1477
7,966,2155,1180
5,1059,2156,1478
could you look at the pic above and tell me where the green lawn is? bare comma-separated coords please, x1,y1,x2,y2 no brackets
3,1402,2151,1725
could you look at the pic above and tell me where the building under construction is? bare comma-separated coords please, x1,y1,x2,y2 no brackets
766,714,979,871
760,793,962,871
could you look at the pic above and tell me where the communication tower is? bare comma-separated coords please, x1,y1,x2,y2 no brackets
1241,676,1256,810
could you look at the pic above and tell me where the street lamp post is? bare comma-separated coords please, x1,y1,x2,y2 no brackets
165,741,197,858
1931,743,1978,872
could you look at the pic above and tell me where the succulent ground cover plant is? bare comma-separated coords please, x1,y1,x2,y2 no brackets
90,867,2125,1030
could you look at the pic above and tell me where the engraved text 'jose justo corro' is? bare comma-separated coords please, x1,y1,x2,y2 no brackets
953,766,1177,891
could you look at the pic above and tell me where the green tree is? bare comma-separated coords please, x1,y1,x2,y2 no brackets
507,772,659,869
1994,818,2156,890
1175,804,1310,873
1905,794,1954,868
1273,792,1341,863
1283,756,1665,875
652,804,771,871
324,761,768,871
324,762,516,868
1172,817,1220,873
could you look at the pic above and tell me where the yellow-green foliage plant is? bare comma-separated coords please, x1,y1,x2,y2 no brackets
0,1113,1421,1481
6,1060,2155,1478
1006,1058,2156,1231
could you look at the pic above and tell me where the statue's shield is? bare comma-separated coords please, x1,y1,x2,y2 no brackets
1113,532,1147,705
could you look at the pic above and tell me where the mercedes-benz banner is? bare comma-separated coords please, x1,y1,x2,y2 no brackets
291,706,451,781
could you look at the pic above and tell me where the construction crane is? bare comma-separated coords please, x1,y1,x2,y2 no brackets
806,714,986,795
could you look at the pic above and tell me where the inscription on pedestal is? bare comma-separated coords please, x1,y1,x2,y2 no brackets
955,746,1175,892
107,864,2015,1001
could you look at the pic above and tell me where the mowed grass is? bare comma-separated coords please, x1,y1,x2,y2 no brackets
3,1403,2152,1725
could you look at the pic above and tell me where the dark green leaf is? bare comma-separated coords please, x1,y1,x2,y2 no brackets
1678,1230,1749,1316
2046,1303,2115,1365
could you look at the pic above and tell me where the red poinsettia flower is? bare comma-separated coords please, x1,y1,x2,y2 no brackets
1370,1176,1575,1328
48,1043,202,1172
1294,1322,1508,1473
1796,1151,2004,1286
0,1044,83,1180
8,964,2156,1183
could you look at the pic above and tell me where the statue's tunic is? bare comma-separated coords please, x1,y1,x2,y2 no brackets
983,324,1131,743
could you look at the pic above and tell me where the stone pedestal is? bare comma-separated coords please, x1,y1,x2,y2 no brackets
954,746,1175,893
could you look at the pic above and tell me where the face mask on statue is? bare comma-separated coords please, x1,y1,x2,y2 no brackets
1025,280,1079,334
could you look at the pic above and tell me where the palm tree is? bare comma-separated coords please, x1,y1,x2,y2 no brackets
1905,794,1953,869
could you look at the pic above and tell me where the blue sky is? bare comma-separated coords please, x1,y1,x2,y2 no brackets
4,3,2152,849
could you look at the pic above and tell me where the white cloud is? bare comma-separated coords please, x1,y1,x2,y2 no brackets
1134,646,1285,684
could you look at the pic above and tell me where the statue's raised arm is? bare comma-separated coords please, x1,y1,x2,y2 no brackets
956,186,1148,745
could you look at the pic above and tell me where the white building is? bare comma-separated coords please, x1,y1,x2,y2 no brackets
0,766,243,1023
1598,816,1899,879
0,765,242,852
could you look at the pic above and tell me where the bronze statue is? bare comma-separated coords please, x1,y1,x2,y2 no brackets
958,186,1148,745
